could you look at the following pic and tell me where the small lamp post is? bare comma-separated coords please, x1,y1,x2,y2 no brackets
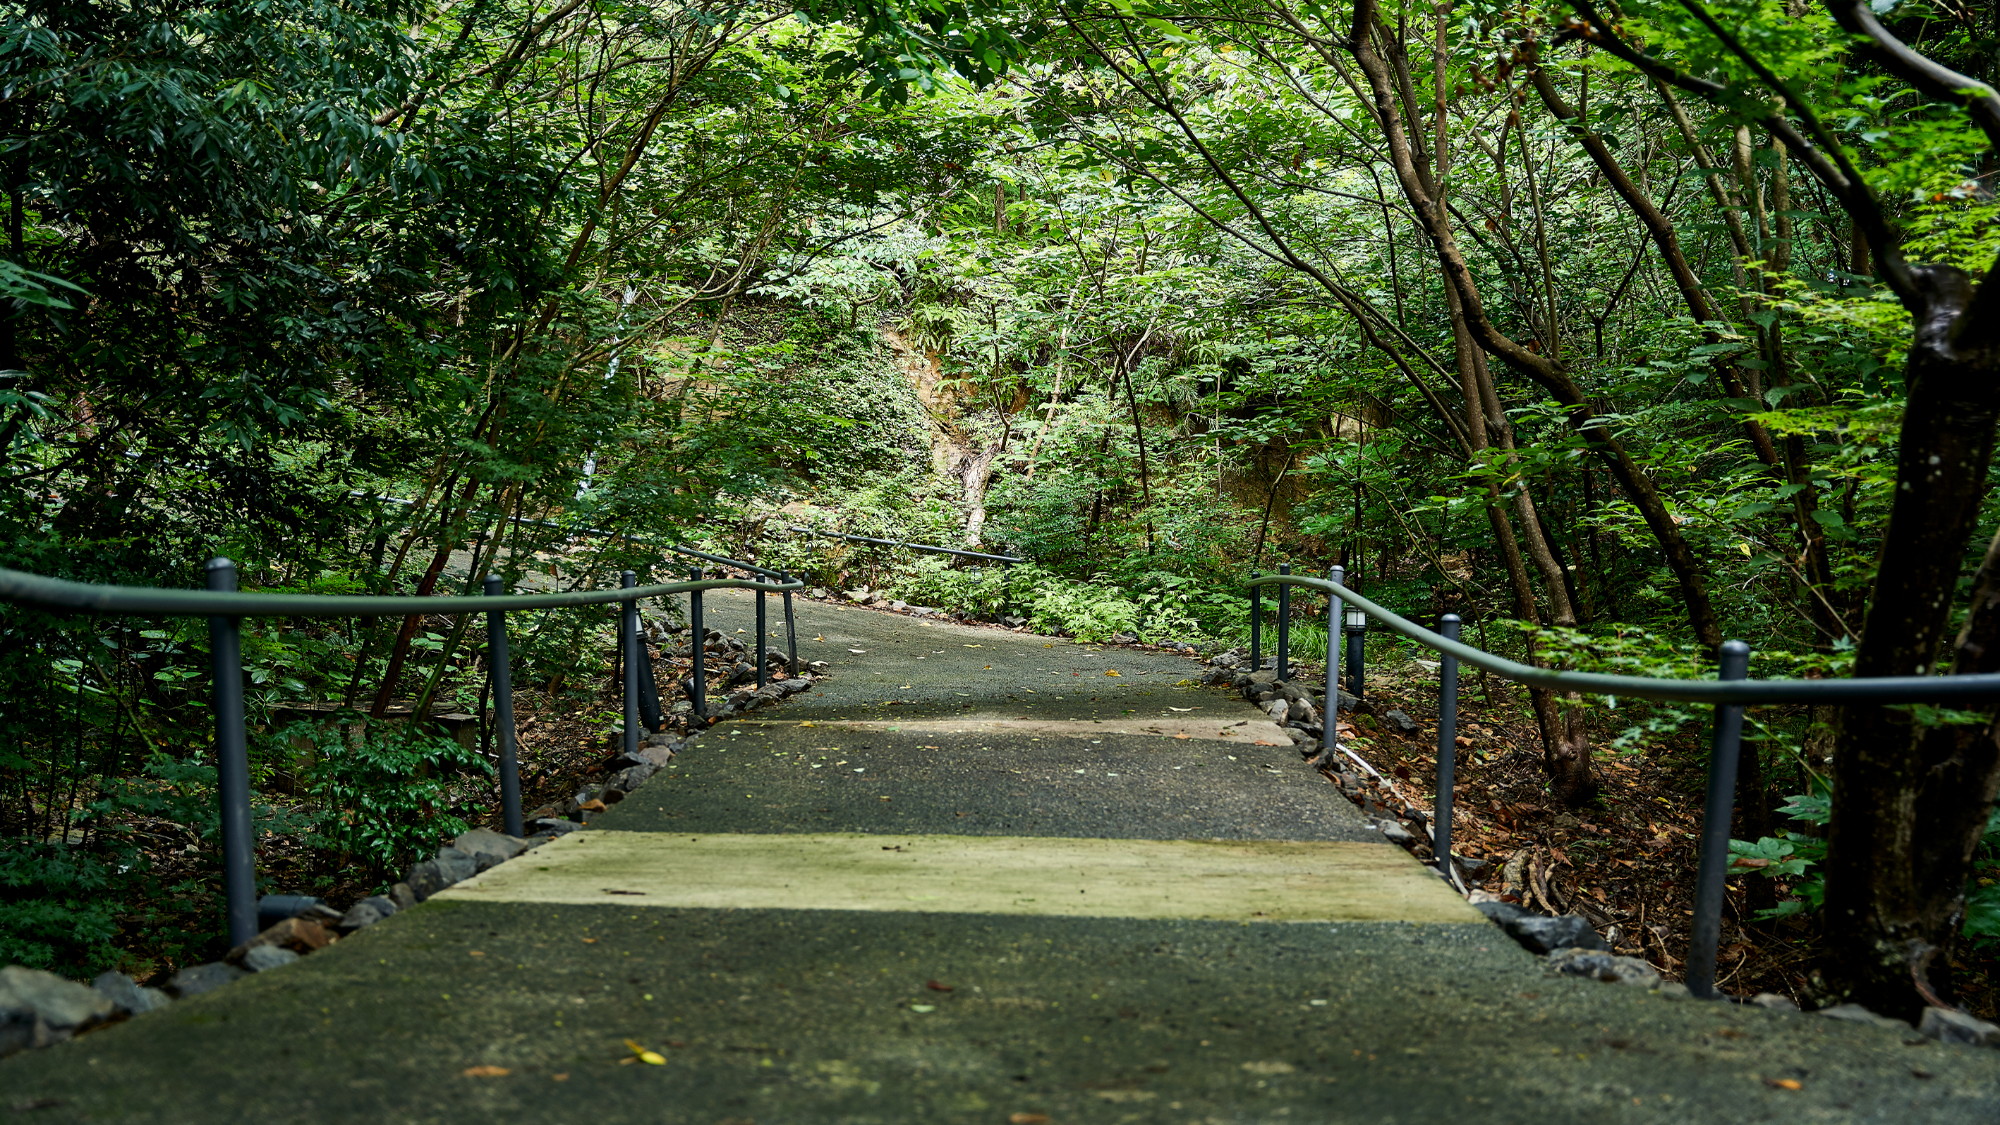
1343,605,1368,700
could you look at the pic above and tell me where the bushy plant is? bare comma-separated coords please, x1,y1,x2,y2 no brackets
299,721,491,876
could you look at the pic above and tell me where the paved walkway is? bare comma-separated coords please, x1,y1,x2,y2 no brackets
5,594,1998,1121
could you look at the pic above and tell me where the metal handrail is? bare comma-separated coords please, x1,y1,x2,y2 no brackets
0,558,800,947
787,524,1025,565
1243,566,2000,1001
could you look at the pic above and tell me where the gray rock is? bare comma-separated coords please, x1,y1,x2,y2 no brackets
1285,727,1312,745
807,661,831,675
92,972,170,1016
1277,682,1309,703
1287,698,1320,725
404,859,450,901
669,699,694,715
609,763,657,791
1817,1003,1906,1029
387,882,418,911
338,896,397,932
1378,821,1415,846
1110,633,1139,645
1334,688,1362,713
527,817,586,836
1383,709,1422,734
1002,616,1027,628
1657,982,1693,999
1920,1006,2000,1048
779,678,813,695
0,1003,46,1058
241,945,299,973
1261,699,1289,722
1547,948,1660,989
1249,670,1279,687
1472,899,1529,926
165,962,247,998
452,828,530,871
1506,913,1608,954
1750,991,1799,1012
0,966,115,1033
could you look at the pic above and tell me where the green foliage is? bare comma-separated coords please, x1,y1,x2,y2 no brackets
1731,788,1831,920
299,721,490,876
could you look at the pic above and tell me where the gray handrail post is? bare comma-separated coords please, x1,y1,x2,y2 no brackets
1433,614,1462,878
1322,565,1344,765
620,571,640,760
1248,571,1262,671
1689,640,1752,999
755,578,768,689
782,572,798,673
688,567,707,721
483,575,523,837
206,558,256,949
1276,563,1292,681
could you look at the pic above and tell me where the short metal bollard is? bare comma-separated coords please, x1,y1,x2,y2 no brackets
1346,590,1366,700
1276,563,1292,681
688,567,707,721
755,580,768,689
1248,570,1262,672
1688,640,1752,999
484,575,523,837
206,558,257,948
1322,565,1343,765
1433,614,1462,878
782,572,799,674
620,571,640,760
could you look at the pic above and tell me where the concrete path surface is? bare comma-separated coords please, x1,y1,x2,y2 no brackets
4,593,1997,1122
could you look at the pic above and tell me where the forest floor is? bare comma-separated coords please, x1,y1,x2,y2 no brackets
1326,661,2000,1020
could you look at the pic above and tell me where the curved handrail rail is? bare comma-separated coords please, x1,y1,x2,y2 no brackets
0,567,800,618
1243,567,2000,1001
1246,572,2000,704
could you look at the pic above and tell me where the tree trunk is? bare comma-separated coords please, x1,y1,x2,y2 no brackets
1825,265,2000,1018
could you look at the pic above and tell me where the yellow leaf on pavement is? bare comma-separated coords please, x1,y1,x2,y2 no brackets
623,1038,668,1065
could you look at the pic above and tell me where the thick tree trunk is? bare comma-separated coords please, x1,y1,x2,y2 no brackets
1825,265,2000,1017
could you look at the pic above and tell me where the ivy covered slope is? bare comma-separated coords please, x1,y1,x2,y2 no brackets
5,0,2000,1021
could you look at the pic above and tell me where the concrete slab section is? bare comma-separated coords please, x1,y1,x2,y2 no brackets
741,715,1296,745
589,727,1380,841
434,831,1479,923
5,903,1994,1124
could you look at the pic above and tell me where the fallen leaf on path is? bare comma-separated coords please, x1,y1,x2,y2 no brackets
1009,1114,1051,1124
926,980,954,992
1252,740,1283,747
623,1038,668,1065
849,649,867,654
462,1065,511,1077
1169,707,1196,712
1103,670,1122,676
1762,1078,1802,1091
909,1004,937,1013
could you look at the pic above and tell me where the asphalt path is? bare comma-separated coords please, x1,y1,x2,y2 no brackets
3,593,1996,1122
